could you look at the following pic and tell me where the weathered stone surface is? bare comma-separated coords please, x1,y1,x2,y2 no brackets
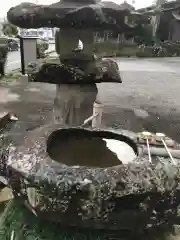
7,1,132,30
172,224,180,236
1,125,180,232
27,57,122,84
52,84,98,126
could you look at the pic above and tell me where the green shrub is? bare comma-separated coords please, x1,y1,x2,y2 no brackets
94,42,138,57
136,51,152,58
37,39,49,59
54,36,180,58
135,45,168,58
115,46,138,57
93,41,173,58
160,41,180,56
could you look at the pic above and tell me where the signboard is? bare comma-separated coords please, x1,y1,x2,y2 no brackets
19,36,37,75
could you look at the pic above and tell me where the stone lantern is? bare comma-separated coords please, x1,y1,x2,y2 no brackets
2,0,180,236
7,0,132,126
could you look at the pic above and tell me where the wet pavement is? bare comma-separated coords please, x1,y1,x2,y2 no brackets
0,57,180,143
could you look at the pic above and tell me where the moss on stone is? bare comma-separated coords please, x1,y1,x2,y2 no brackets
0,199,179,240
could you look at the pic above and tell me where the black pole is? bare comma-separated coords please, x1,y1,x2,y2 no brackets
19,37,25,75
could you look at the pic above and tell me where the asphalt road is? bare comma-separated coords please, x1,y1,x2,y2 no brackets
6,43,55,72
98,58,180,142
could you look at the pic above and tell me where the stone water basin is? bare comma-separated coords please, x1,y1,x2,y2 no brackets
1,125,180,231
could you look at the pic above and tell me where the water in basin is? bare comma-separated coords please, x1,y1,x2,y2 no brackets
47,135,137,168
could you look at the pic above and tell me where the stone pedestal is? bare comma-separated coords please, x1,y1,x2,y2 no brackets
53,84,98,126
53,28,99,126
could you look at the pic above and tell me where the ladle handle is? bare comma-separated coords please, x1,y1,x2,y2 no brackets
146,139,152,163
82,114,98,127
161,138,177,165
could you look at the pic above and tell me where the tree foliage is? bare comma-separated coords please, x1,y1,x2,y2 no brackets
2,22,18,37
